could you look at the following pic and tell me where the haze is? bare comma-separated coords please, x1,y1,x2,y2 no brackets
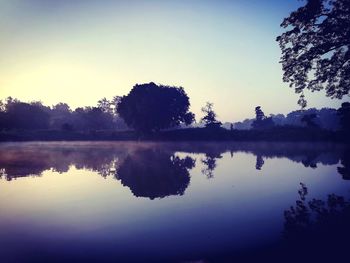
0,0,345,121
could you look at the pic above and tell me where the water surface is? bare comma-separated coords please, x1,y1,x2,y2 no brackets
0,142,349,262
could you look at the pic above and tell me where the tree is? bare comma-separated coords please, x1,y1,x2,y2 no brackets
5,101,50,130
201,102,222,128
252,106,275,129
337,102,350,131
255,106,265,121
97,97,113,114
277,0,350,107
116,82,195,133
301,113,319,128
72,107,114,131
50,103,73,130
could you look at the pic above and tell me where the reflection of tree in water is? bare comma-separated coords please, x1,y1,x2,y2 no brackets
0,142,348,182
0,145,127,180
283,183,350,257
338,149,350,180
116,149,195,199
255,155,264,170
201,152,222,179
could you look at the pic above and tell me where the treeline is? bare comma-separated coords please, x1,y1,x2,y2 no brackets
0,97,127,131
0,82,349,139
233,107,341,131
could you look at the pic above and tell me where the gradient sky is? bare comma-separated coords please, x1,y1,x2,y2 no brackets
0,0,346,122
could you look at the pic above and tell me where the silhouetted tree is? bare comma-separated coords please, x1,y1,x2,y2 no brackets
4,101,50,130
72,107,114,131
337,102,350,131
51,103,73,130
277,0,350,106
301,113,319,128
97,97,113,114
117,82,195,134
252,106,275,129
201,102,222,128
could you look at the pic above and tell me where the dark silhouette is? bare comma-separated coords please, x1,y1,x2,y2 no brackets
0,98,50,130
301,113,319,128
283,183,350,260
201,152,222,178
116,82,195,134
233,107,339,130
201,102,222,128
251,106,275,129
0,94,346,142
255,154,264,170
116,149,195,199
277,0,350,106
337,102,350,132
0,142,347,181
338,149,350,180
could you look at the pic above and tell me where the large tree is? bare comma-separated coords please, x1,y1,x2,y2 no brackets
277,0,350,107
116,82,195,133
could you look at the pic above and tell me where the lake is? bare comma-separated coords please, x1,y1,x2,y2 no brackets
0,141,349,262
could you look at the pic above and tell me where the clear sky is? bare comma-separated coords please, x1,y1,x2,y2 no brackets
0,0,346,121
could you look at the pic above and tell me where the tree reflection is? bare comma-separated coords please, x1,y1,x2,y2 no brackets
0,142,348,183
283,183,350,256
255,154,264,170
115,149,195,199
338,149,350,180
201,152,222,179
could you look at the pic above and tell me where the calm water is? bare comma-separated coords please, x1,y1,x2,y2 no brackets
0,142,349,262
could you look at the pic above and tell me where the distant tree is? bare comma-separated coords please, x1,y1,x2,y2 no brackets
252,106,275,129
51,103,73,130
4,101,50,130
72,107,114,131
337,102,350,131
277,0,350,107
301,113,319,128
255,106,265,121
97,97,113,114
201,102,222,128
117,82,195,133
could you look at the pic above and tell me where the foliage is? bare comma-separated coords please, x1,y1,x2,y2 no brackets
251,106,275,129
0,100,50,130
277,0,350,106
117,82,195,133
0,96,122,131
301,113,319,128
337,102,350,131
201,102,222,128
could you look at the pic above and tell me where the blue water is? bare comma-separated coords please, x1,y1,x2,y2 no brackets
0,142,349,262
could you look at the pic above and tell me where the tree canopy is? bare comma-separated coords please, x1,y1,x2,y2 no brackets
277,0,350,106
201,102,222,128
252,106,275,129
116,82,195,133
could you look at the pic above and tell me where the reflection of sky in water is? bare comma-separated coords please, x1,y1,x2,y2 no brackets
0,142,349,262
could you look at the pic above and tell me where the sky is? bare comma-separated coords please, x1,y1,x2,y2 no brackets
0,0,347,122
